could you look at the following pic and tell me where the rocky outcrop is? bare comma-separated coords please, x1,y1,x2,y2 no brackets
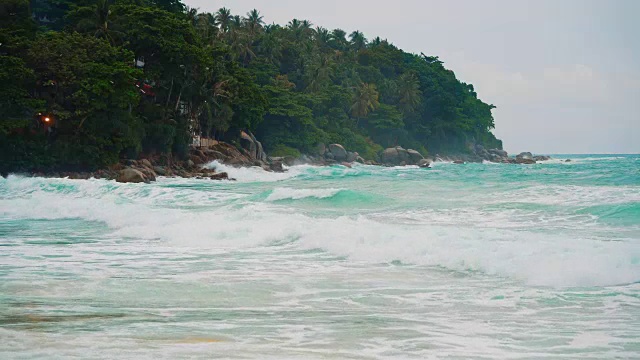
210,172,230,180
418,159,432,168
240,131,267,163
346,151,358,163
465,143,551,164
116,168,147,183
516,152,533,160
380,146,425,166
407,149,424,164
328,144,348,161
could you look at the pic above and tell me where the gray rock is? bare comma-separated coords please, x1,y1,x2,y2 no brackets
116,168,146,183
516,158,536,164
516,152,533,160
140,159,152,169
153,166,166,176
355,156,365,164
418,159,432,168
406,149,424,164
328,144,347,161
210,172,229,180
187,160,195,168
270,160,285,173
489,149,508,157
381,146,410,165
346,151,358,163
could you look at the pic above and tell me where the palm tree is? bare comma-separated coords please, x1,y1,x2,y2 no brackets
196,12,218,45
305,53,334,92
351,83,380,124
315,26,331,49
349,30,367,51
215,7,232,35
244,9,264,38
397,72,422,114
75,0,119,45
330,28,348,50
257,31,282,66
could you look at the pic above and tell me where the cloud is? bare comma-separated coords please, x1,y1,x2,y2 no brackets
443,52,609,106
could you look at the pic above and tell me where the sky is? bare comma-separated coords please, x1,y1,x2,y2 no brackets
185,0,639,154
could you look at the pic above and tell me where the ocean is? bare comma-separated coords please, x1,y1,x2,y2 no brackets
1,155,639,359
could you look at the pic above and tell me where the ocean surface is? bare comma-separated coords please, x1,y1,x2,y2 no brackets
1,155,639,359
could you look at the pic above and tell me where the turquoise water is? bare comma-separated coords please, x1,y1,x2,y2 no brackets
1,155,639,359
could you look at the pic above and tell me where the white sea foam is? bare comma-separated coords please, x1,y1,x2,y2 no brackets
266,187,343,201
2,175,638,288
203,160,302,182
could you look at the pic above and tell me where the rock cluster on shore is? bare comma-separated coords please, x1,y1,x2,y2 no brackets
437,144,551,164
290,143,431,168
29,132,286,183
24,137,552,183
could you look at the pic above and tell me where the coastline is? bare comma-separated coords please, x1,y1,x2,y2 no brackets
5,139,554,183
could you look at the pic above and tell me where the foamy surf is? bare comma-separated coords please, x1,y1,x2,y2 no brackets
1,154,639,359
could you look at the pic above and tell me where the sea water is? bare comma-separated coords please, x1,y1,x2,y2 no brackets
1,155,639,359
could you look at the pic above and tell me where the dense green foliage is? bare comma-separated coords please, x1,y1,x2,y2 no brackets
1,0,501,172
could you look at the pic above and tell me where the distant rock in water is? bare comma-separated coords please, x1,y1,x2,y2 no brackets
116,168,147,183
418,159,432,168
381,146,424,166
516,152,533,160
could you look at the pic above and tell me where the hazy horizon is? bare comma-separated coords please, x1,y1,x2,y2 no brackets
185,0,639,154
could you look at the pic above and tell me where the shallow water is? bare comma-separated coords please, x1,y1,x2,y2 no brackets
1,155,639,359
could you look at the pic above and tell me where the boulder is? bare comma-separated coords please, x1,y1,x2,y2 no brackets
140,159,153,169
328,144,347,161
240,131,258,159
355,156,365,164
341,162,352,168
516,158,536,164
269,160,285,173
489,149,508,157
381,146,410,165
116,168,147,183
346,151,358,163
283,156,296,167
139,168,156,182
516,152,533,160
453,160,465,164
153,166,166,176
406,149,424,164
533,155,551,161
565,159,572,162
186,159,195,168
210,172,229,180
418,159,432,168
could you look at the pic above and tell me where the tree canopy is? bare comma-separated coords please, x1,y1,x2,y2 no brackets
1,0,502,172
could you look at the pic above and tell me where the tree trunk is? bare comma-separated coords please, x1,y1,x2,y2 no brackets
163,76,174,121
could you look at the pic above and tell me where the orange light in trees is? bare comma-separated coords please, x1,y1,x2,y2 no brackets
44,117,51,122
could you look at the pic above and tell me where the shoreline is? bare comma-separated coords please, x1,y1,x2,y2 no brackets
2,141,556,184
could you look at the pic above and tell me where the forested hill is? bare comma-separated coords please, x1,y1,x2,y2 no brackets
1,0,502,171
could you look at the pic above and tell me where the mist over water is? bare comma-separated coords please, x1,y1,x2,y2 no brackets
1,155,639,359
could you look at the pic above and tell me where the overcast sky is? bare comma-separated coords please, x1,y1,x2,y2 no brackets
185,0,639,154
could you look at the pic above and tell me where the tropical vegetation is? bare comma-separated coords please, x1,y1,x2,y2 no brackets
0,0,502,172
